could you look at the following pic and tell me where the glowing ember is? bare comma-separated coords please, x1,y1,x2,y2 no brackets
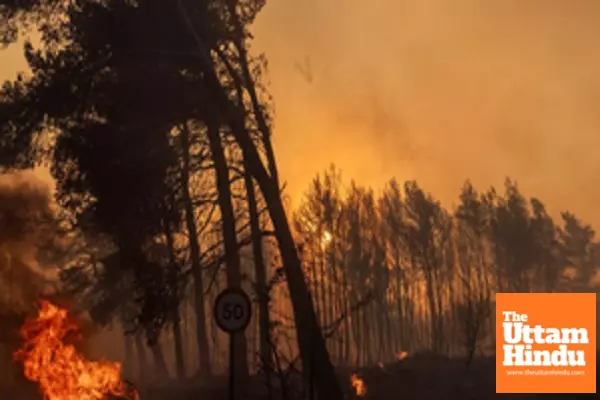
351,373,367,397
13,300,136,400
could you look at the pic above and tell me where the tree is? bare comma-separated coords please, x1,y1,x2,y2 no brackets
0,5,228,385
404,180,451,353
455,181,493,365
243,167,272,377
529,198,564,292
379,178,412,353
2,1,345,396
491,179,534,292
343,182,377,365
560,212,599,292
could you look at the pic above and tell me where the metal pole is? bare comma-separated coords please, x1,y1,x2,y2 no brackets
229,333,235,400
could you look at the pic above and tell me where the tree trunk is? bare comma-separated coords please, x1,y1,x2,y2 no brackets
134,334,147,385
171,310,186,379
310,255,319,320
249,160,344,399
424,268,439,352
164,215,186,379
363,303,372,365
123,332,134,380
150,339,170,379
394,251,405,351
318,240,327,331
326,248,336,362
206,121,249,382
180,123,212,378
341,276,352,365
243,170,272,376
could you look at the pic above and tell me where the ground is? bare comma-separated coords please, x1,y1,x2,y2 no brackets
345,353,599,400
142,352,600,400
3,353,599,399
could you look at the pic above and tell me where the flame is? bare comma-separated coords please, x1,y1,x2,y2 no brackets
13,300,137,400
351,373,367,397
396,350,408,360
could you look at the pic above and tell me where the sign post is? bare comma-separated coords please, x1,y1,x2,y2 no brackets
214,288,252,400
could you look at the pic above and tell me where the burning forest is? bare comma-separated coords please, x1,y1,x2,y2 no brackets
1,1,600,400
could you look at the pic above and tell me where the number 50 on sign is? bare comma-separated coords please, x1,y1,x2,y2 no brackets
214,288,252,333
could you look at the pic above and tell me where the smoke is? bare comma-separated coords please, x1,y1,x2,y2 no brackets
252,0,600,225
0,169,53,238
0,168,58,312
3,1,600,225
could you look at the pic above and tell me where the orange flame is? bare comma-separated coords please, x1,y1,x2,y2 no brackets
351,373,367,397
13,300,136,400
396,350,408,360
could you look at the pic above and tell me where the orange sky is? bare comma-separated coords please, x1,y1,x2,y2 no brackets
3,0,600,226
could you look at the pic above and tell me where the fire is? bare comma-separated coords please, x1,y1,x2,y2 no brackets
396,350,408,360
350,373,367,397
13,300,136,400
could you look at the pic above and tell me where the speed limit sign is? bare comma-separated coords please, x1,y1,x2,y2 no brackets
214,288,252,333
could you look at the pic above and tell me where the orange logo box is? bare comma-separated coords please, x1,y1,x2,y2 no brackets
496,293,596,394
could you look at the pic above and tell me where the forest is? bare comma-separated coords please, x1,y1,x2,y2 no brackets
0,0,598,399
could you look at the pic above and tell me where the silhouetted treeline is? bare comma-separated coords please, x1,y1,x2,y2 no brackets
292,165,599,365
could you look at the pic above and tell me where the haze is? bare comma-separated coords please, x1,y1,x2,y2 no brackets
3,0,600,224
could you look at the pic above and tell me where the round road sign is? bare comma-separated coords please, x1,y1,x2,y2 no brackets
214,288,252,333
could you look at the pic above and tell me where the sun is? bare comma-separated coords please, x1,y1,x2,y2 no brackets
321,230,333,247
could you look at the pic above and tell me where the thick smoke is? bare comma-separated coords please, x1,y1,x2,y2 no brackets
252,0,600,225
3,1,600,223
0,169,57,313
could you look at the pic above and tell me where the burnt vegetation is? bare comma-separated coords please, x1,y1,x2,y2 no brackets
0,1,599,400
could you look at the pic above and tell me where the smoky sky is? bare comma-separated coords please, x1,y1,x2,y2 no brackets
252,0,600,225
2,0,600,225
